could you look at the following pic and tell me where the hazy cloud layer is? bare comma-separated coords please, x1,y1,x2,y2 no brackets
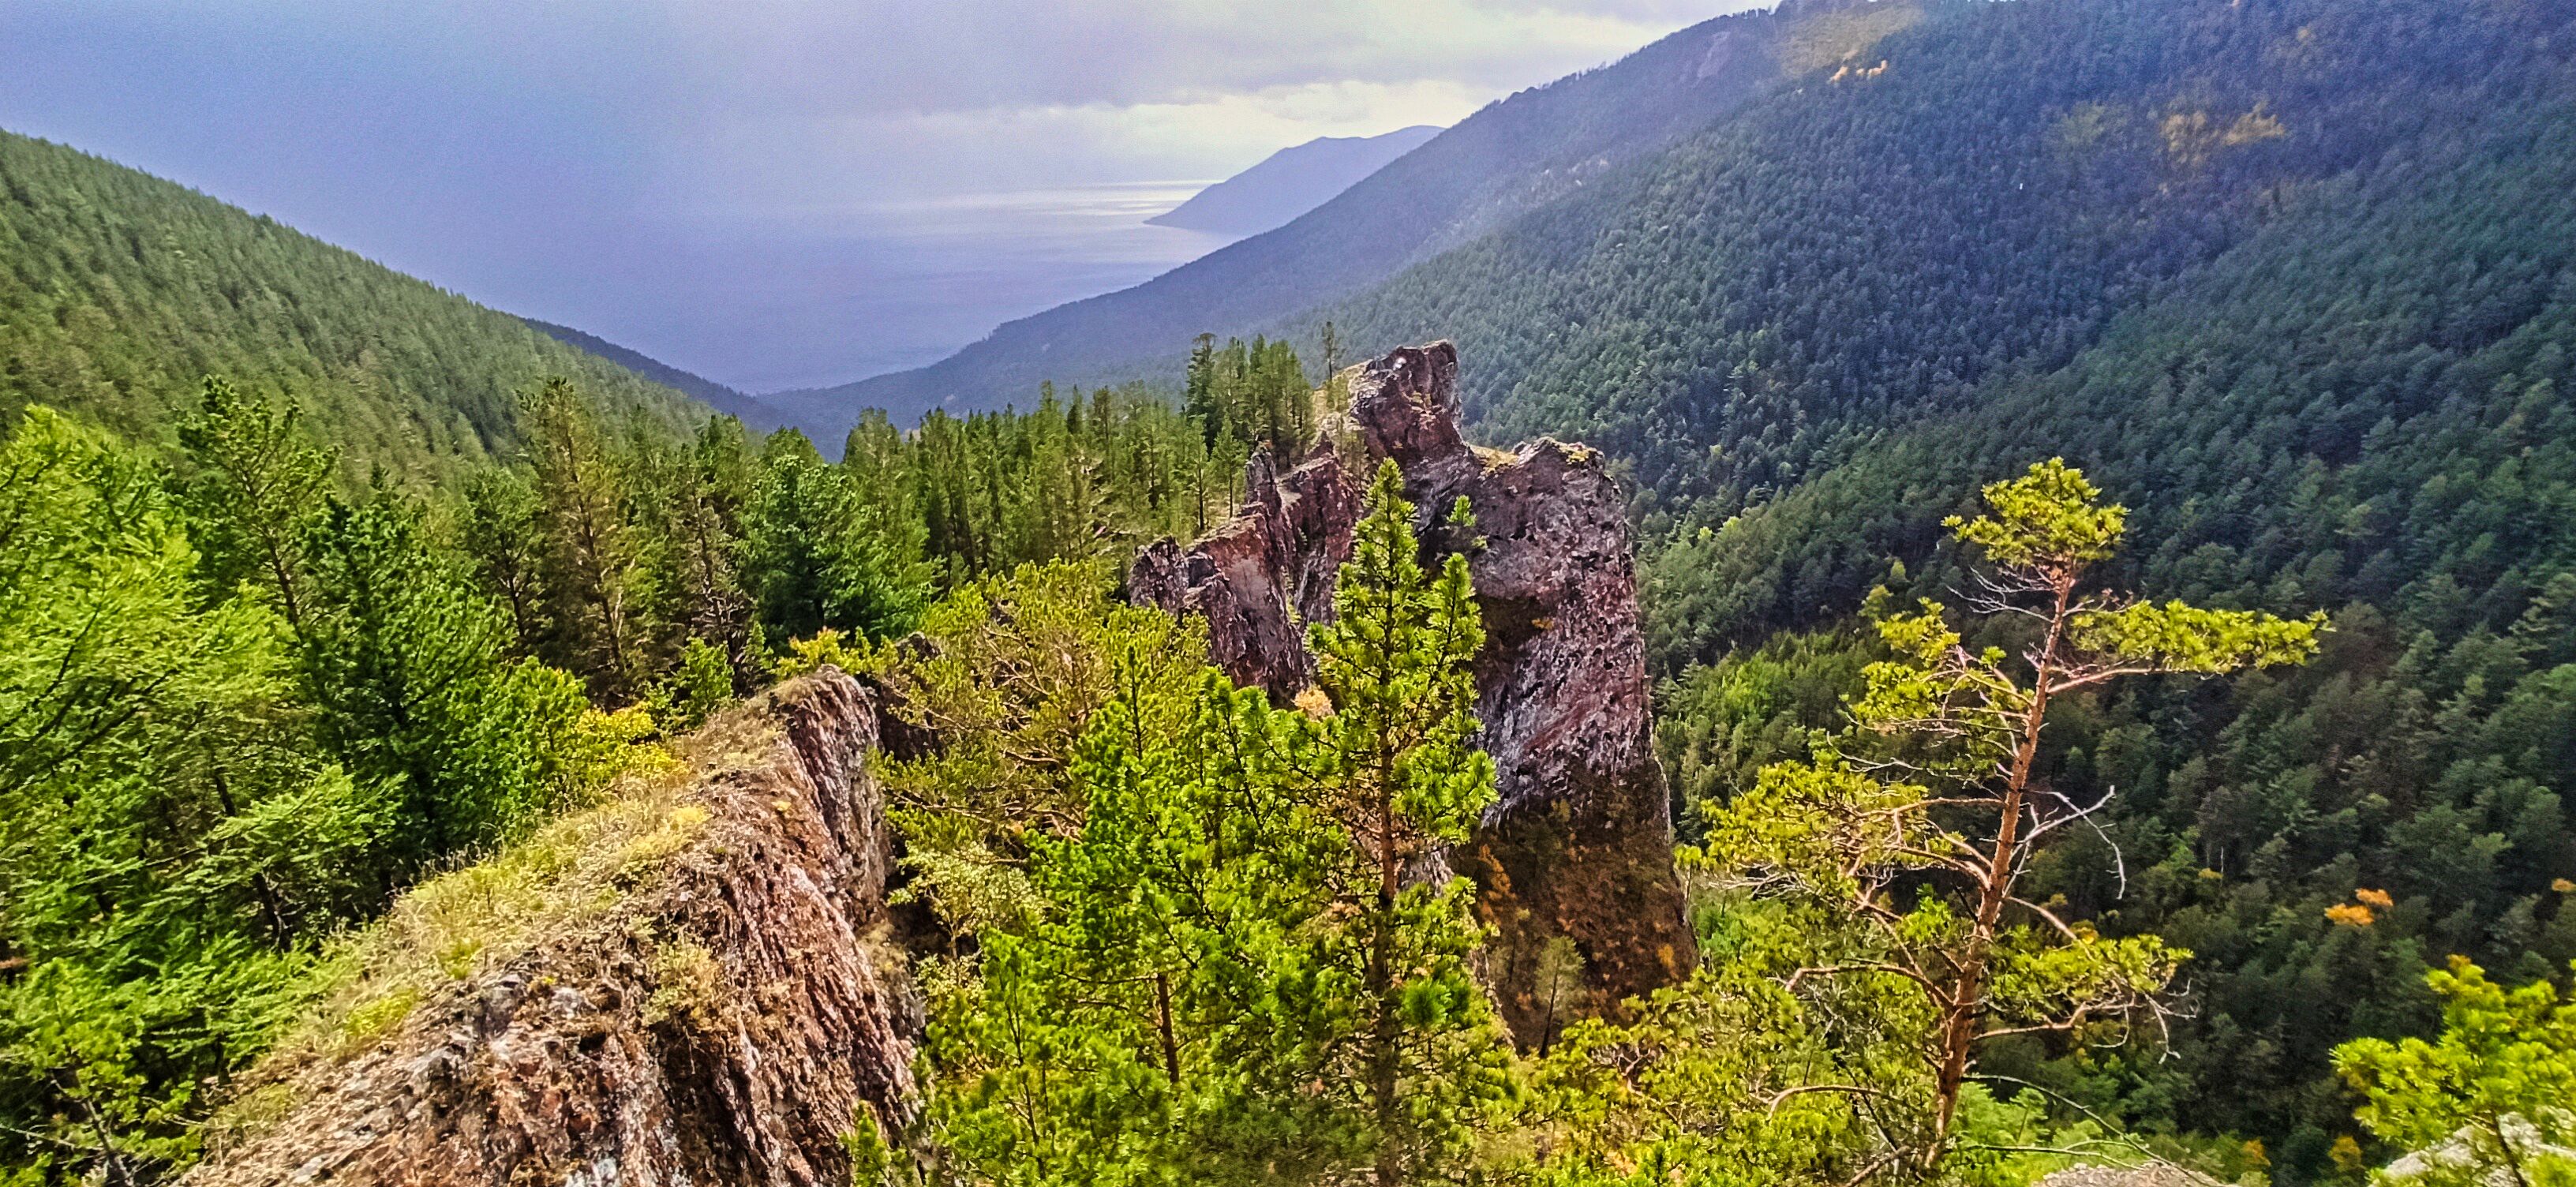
0,1,1738,391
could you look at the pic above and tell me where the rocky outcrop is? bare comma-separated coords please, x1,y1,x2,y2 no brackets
1129,444,1359,698
189,672,915,1187
1129,343,1697,1044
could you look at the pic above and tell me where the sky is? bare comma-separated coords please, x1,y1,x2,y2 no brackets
0,1,1731,393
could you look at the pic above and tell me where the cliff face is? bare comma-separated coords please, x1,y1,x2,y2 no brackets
1129,343,1697,1044
189,672,914,1187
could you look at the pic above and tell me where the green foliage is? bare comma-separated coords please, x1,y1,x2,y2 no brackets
2067,599,2327,676
915,467,1511,1185
304,490,592,861
1320,0,2568,526
862,561,1206,936
522,376,658,697
1302,463,1504,1183
631,415,760,683
1580,2,2576,1163
2335,958,2576,1187
9,0,2575,1178
1183,333,1315,458
1657,464,2312,1177
0,132,1241,1182
1627,66,2576,1159
1512,891,1913,1186
0,410,322,1180
1656,627,1874,841
458,465,550,652
175,377,332,629
901,382,1219,581
741,429,929,646
925,671,1368,1185
653,637,736,732
844,1103,898,1187
1945,461,2124,574
0,399,665,1180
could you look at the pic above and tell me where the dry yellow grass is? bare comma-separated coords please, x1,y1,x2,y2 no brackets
193,698,811,1163
261,703,778,1067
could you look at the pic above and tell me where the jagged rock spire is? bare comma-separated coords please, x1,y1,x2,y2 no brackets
1129,341,1696,1044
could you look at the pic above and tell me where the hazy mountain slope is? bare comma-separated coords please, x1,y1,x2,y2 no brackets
521,316,787,433
778,0,1879,437
1145,125,1442,237
0,131,705,470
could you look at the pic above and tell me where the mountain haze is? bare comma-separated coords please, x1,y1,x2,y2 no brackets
1145,125,1442,237
770,0,1859,440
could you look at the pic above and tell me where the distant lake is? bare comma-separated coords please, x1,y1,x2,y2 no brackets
616,182,1237,394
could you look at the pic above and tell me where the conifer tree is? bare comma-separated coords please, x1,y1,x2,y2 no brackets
1185,332,1222,447
1702,460,2323,1174
740,429,927,646
631,416,755,682
1305,460,1503,1185
0,410,325,1182
458,466,550,656
521,377,653,698
922,465,1506,1187
176,376,332,634
2335,957,2576,1187
303,489,593,862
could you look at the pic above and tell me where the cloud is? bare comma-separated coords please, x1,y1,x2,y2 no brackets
627,0,1728,210
0,0,1752,390
648,1,1694,111
664,77,1509,223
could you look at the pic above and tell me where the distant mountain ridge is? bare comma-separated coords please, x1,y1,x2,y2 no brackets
770,0,1856,439
520,317,788,433
1145,125,1442,238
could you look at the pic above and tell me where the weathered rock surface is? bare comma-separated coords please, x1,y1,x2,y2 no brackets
1129,441,1360,699
1129,342,1697,1043
188,672,915,1187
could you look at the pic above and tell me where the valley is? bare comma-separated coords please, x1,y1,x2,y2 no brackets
5,0,2575,1184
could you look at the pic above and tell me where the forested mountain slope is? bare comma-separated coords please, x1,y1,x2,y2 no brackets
1306,0,2572,522
775,0,1900,436
1271,0,2576,1176
0,131,705,471
1652,69,2576,1175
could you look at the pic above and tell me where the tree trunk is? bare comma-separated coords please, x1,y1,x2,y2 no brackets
1370,758,1402,1187
1153,972,1181,1087
1931,577,2072,1148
